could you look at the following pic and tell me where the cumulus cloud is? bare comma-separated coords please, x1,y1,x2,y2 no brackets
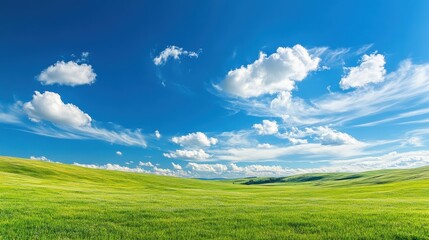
155,130,161,139
253,120,278,135
38,61,96,86
153,46,200,65
279,126,358,145
270,91,292,110
171,162,183,170
257,143,273,148
23,91,92,127
230,59,429,128
139,161,155,167
305,126,358,145
21,91,146,147
164,149,210,160
218,44,320,98
116,151,122,156
187,162,228,174
340,53,386,89
172,132,218,148
287,138,308,145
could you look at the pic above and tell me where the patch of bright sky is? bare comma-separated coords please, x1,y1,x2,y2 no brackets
1,0,429,178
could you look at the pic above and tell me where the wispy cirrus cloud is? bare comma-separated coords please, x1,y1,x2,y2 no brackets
0,104,21,124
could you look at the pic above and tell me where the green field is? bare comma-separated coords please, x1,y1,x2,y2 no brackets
0,156,428,239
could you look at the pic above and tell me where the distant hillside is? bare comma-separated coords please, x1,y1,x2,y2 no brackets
235,166,429,186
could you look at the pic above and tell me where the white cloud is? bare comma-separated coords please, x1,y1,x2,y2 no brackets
212,142,368,162
172,132,218,148
153,46,200,65
355,44,374,55
253,120,278,135
38,61,96,86
230,59,429,127
81,52,89,58
190,149,429,177
270,91,292,110
163,149,210,160
402,137,424,147
155,130,161,139
139,161,155,167
74,162,149,173
288,137,308,145
21,91,146,147
0,113,16,123
152,166,179,176
305,126,358,145
116,151,122,156
23,91,92,127
0,110,20,124
217,130,256,148
187,162,228,174
218,44,320,98
171,162,183,170
355,108,429,127
279,126,358,145
257,143,273,148
30,156,51,162
74,162,187,177
328,151,429,172
340,53,386,90
229,163,294,177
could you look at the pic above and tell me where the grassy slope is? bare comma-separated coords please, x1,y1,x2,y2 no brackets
234,167,429,186
0,156,428,239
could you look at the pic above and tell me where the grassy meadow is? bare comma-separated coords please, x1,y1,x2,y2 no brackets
0,156,428,239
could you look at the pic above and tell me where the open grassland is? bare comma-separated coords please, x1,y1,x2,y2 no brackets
0,156,428,239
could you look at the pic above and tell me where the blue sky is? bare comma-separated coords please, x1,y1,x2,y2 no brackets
1,0,429,177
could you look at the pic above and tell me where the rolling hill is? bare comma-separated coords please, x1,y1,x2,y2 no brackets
0,156,428,239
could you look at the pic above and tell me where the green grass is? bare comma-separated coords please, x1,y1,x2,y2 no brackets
0,156,428,239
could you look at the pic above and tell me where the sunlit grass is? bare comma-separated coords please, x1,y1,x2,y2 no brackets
1,156,428,239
